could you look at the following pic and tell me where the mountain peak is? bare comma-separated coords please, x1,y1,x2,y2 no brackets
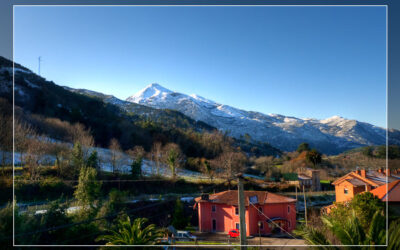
146,83,171,91
126,83,172,103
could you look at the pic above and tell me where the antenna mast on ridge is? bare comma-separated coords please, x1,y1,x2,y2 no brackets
38,56,42,76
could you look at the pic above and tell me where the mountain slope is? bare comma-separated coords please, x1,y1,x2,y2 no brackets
127,83,397,154
0,56,281,157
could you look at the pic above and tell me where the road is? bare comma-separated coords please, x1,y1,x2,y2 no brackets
191,232,305,247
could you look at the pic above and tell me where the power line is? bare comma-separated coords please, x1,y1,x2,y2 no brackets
249,202,297,240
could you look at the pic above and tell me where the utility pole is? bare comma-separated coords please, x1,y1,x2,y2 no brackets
38,56,42,76
237,174,247,249
303,185,307,226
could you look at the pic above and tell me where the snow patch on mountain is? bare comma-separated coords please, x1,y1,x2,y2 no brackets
125,83,389,154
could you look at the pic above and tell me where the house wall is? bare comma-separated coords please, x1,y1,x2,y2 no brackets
353,186,366,196
197,202,296,236
335,181,355,202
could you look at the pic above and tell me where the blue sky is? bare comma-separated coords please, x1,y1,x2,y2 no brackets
14,6,386,127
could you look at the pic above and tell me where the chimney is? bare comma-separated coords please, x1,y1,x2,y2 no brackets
355,169,360,175
201,194,209,201
378,168,383,173
385,169,391,177
360,169,366,177
365,185,372,192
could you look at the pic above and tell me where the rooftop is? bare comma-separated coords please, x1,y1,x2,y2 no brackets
333,169,400,187
195,190,296,206
370,180,400,202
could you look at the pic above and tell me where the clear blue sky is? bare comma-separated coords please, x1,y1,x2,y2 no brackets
14,6,387,127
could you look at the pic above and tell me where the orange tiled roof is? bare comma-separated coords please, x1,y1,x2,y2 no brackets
370,180,400,202
195,190,296,206
332,171,381,187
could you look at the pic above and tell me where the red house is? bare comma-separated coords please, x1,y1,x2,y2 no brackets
194,190,297,236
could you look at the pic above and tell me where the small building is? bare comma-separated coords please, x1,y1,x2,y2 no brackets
194,190,296,236
297,168,321,191
323,168,400,214
332,169,399,203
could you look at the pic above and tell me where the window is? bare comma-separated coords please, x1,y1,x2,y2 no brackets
258,207,263,214
212,205,216,212
249,195,258,204
236,223,240,230
235,207,239,215
288,221,291,228
288,205,290,214
344,188,348,194
259,221,264,229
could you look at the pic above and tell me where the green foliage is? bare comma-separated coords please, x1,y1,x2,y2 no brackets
350,192,385,230
36,198,72,243
297,142,310,153
171,198,189,230
86,150,99,169
329,192,384,232
202,158,214,181
361,146,373,157
376,145,400,159
388,218,400,250
282,173,298,181
306,149,322,167
72,142,85,171
74,166,102,211
0,202,13,247
298,209,386,248
294,225,335,249
166,147,180,180
96,189,127,230
376,145,386,159
15,177,74,202
131,157,142,179
298,193,387,248
389,145,400,159
96,216,163,245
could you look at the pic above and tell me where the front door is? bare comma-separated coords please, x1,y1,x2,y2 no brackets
212,219,216,232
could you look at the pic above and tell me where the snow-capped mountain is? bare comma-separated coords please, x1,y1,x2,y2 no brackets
127,83,392,154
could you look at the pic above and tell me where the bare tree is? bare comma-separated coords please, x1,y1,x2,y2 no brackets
68,123,94,160
200,157,215,182
126,146,145,178
55,148,72,178
14,119,36,168
254,156,275,175
109,138,123,174
151,142,163,176
25,135,48,180
0,114,12,169
213,146,246,188
163,143,183,181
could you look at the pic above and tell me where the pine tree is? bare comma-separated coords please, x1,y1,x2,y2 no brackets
74,166,102,211
131,157,142,179
86,150,99,169
72,142,85,169
171,199,188,229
